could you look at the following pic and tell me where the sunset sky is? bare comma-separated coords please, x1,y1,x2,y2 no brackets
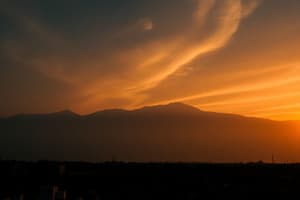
1,0,300,120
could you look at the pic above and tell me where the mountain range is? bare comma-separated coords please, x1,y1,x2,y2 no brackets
0,103,300,162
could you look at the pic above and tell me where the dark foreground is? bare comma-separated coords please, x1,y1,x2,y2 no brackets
1,161,300,199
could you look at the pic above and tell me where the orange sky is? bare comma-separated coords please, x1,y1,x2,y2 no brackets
1,0,300,120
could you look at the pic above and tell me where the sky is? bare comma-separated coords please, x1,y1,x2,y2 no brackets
0,0,300,120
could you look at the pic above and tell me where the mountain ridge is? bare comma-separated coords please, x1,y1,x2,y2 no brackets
1,102,300,162
3,102,289,122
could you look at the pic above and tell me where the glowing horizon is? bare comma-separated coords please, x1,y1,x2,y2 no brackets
1,0,300,120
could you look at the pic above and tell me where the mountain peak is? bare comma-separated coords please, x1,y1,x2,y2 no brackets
135,102,202,114
51,110,79,117
166,102,199,109
7,110,79,120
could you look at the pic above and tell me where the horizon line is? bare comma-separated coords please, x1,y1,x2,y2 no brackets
1,102,298,122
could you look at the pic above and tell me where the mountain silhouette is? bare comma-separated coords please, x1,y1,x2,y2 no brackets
0,103,299,162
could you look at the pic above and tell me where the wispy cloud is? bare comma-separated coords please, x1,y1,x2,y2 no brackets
124,0,255,92
147,63,300,105
241,0,263,18
71,0,262,112
10,0,300,119
138,18,154,31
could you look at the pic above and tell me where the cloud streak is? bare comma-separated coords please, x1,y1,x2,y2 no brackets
148,63,300,104
70,0,262,112
4,0,300,120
